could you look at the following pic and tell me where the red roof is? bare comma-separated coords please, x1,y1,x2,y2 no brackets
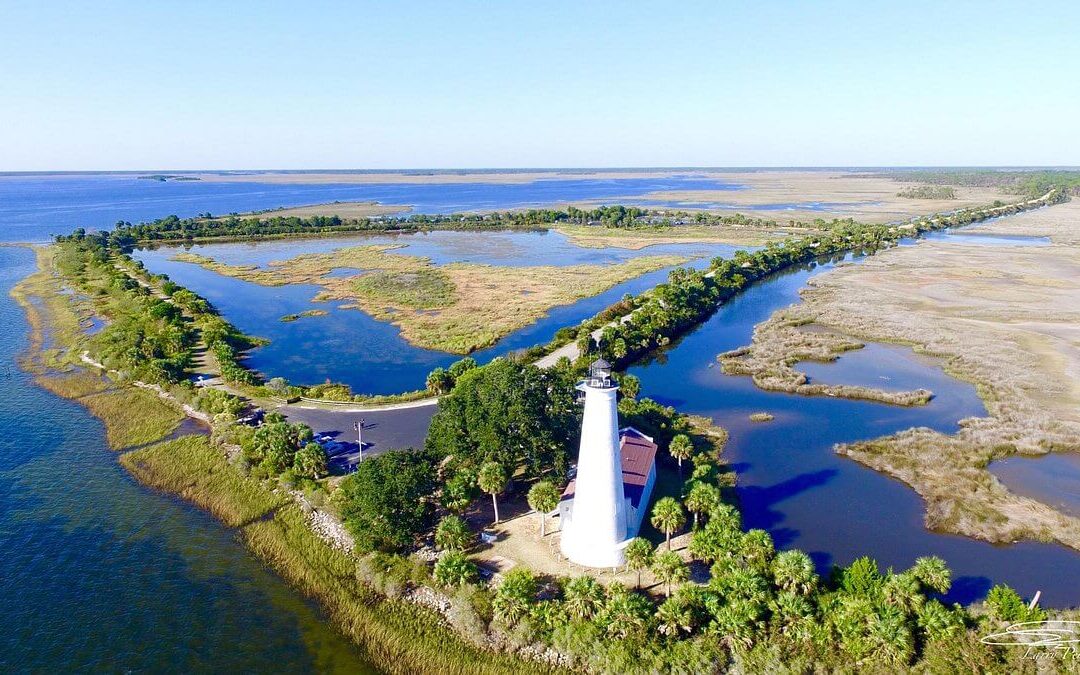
561,427,658,509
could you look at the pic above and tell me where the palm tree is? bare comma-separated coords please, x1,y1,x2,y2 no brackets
624,537,654,588
433,550,477,588
668,434,693,475
910,555,951,594
526,480,560,538
771,549,817,595
651,549,689,598
434,514,472,552
684,481,720,530
650,497,686,551
493,568,537,626
563,576,605,621
477,461,507,525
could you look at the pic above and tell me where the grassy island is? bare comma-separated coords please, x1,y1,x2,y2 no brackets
19,189,1080,673
171,246,690,354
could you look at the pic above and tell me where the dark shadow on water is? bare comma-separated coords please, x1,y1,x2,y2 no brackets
737,469,839,533
946,576,994,606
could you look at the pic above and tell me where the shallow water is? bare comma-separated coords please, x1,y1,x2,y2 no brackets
991,454,1080,519
0,247,378,672
628,252,1080,607
133,230,744,393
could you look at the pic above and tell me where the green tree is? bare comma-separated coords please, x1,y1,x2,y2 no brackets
441,469,478,514
527,480,560,538
668,434,693,474
985,584,1045,623
651,549,689,598
493,568,537,626
684,481,720,530
425,358,578,479
433,550,477,588
563,576,605,621
434,514,473,552
910,555,951,595
425,367,454,394
624,537,654,589
618,373,640,399
293,442,328,479
478,461,507,524
598,583,654,640
771,549,817,595
651,497,686,551
337,450,436,552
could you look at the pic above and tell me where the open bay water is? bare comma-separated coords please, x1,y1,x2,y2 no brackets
2,173,1079,674
0,172,743,243
0,247,377,672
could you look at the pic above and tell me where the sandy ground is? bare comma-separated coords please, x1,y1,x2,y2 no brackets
235,201,411,218
619,171,1009,224
467,490,693,596
732,199,1080,549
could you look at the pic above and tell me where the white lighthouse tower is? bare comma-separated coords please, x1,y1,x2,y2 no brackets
560,359,628,568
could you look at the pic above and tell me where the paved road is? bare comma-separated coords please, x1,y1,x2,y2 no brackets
281,403,437,473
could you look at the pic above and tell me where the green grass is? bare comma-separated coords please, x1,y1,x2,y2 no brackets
82,387,185,449
353,268,456,310
120,435,285,527
280,309,329,322
242,505,558,675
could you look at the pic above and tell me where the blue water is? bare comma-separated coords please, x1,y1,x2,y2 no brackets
991,453,1080,519
0,247,376,672
0,173,743,243
133,230,740,394
629,254,1080,607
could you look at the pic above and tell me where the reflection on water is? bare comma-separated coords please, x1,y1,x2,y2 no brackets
133,231,746,394
991,454,1080,519
0,247,377,672
629,256,1080,608
798,342,953,393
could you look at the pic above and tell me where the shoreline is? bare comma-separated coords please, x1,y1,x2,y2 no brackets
717,202,1080,552
10,240,561,674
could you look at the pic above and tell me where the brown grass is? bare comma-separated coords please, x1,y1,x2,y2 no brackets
718,309,933,406
554,223,783,250
620,171,1011,224
174,247,690,353
731,199,1080,550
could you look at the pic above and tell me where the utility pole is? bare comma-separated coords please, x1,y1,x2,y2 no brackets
353,418,366,463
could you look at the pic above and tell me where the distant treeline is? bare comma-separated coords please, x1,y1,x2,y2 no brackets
884,169,1080,198
56,205,790,248
576,189,1067,369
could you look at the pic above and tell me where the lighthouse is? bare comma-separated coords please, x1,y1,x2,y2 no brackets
559,359,629,568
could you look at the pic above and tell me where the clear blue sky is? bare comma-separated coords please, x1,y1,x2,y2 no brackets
2,1,1077,170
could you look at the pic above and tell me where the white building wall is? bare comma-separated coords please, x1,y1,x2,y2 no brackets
559,382,627,567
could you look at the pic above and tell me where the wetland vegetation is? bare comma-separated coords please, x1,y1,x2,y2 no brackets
21,186,1080,673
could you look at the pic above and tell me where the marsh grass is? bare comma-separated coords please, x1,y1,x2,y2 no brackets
279,309,329,322
719,308,933,406
82,387,186,449
353,268,455,309
242,506,555,675
120,435,285,527
35,370,111,399
554,223,780,249
175,246,688,353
